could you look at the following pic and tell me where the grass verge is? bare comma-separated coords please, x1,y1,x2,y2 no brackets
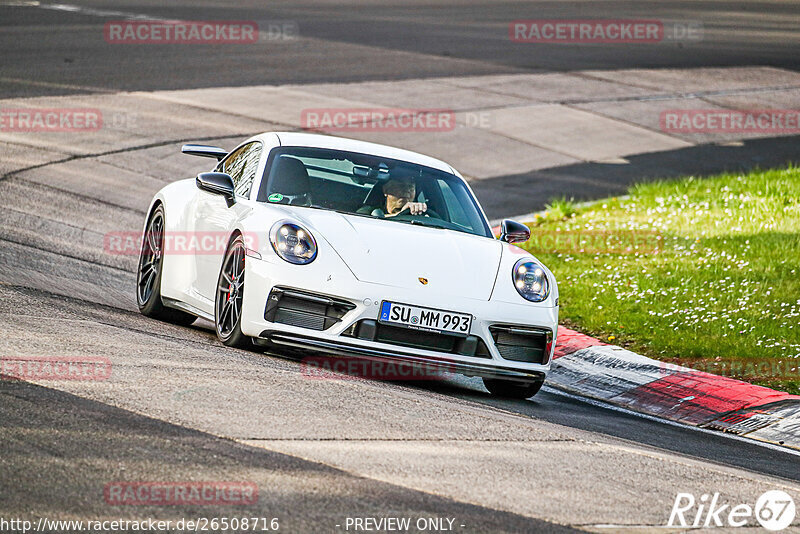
520,166,800,394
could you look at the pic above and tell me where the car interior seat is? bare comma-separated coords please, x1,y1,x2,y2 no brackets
270,156,312,205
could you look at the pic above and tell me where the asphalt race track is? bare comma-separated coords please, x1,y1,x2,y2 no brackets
2,0,799,96
1,1,800,532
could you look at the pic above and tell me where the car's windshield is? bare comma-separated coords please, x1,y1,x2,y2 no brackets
256,147,492,238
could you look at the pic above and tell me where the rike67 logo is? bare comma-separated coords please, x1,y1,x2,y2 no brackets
669,490,796,531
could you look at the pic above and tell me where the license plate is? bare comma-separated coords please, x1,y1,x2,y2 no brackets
378,301,472,336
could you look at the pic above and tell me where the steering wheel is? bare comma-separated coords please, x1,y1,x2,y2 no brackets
391,207,443,219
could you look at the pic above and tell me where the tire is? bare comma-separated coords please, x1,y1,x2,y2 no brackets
215,235,252,348
482,377,544,399
136,205,196,326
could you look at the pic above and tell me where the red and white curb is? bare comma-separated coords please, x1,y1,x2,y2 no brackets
549,327,800,450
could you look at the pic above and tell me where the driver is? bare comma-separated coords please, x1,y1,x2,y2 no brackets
359,176,427,217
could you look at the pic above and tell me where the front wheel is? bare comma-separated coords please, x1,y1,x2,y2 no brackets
483,377,544,399
215,235,252,348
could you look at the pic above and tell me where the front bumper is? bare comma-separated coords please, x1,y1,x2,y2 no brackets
255,330,547,383
241,254,558,381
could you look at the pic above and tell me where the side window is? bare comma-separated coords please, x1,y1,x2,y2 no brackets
235,143,262,198
220,142,262,198
220,145,246,182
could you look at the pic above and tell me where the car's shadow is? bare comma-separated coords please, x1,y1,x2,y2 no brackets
259,344,548,408
188,318,543,406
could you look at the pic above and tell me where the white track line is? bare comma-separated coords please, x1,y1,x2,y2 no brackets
28,2,172,21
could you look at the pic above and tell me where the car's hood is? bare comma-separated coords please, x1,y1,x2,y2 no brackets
290,209,502,300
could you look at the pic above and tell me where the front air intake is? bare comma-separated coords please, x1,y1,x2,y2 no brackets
489,325,553,364
342,319,492,358
265,287,355,331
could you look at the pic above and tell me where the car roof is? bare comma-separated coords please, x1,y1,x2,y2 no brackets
257,132,457,175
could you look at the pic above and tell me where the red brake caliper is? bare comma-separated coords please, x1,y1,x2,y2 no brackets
228,254,244,302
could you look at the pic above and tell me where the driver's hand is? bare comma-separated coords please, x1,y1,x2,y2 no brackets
403,201,427,215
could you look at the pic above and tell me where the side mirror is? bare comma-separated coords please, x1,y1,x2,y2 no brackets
182,144,227,160
499,219,530,244
196,172,235,207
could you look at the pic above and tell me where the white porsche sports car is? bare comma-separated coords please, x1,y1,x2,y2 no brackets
137,132,558,398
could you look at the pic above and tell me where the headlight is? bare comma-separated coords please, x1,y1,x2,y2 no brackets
269,221,317,264
513,259,549,302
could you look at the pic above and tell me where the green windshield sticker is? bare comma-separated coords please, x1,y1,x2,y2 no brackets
268,193,284,203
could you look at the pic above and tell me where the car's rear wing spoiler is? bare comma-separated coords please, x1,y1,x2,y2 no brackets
181,144,227,160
